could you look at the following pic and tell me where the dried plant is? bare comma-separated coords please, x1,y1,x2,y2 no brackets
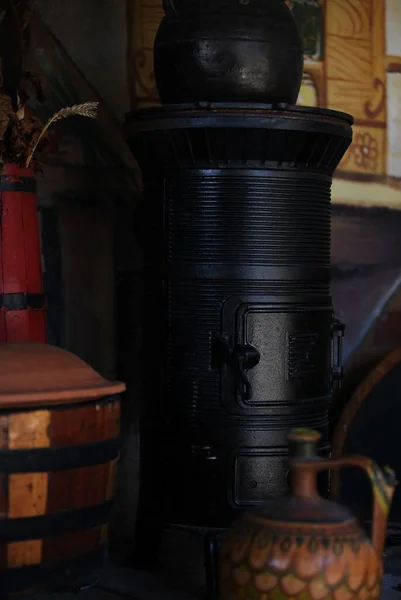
25,101,99,167
0,44,99,170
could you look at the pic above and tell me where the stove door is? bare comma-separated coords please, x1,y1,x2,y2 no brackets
216,295,333,417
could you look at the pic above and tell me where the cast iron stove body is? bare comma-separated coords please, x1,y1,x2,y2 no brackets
125,103,353,551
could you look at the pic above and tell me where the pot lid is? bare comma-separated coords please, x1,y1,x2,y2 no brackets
0,343,126,409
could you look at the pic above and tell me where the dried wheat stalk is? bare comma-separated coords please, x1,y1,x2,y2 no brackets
25,101,99,168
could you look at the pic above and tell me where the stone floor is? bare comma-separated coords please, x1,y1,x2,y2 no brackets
37,563,198,600
34,568,401,600
34,529,204,600
31,532,401,600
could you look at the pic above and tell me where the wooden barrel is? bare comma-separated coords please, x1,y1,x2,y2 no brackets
0,164,47,343
0,343,125,596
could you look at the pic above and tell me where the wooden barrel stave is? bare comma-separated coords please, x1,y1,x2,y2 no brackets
0,394,120,596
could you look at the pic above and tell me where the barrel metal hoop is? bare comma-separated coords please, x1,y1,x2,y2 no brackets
0,177,37,193
0,545,106,593
0,501,113,543
0,292,45,310
0,436,120,474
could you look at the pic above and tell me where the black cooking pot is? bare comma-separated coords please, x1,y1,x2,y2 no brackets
154,0,304,105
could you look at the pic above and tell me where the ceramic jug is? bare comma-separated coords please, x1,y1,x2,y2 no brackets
153,0,304,105
220,428,397,600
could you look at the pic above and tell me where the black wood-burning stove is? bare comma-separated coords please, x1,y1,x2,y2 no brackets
125,0,353,594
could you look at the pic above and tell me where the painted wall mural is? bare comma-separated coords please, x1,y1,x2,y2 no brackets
127,0,401,399
296,0,401,211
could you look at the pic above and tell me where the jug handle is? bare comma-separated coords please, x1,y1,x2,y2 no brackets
306,456,397,555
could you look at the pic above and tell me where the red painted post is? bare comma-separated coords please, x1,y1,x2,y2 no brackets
0,163,47,342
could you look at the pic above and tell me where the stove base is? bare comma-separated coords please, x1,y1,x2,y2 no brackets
131,521,225,599
204,529,225,600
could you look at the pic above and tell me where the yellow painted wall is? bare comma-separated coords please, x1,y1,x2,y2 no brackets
127,0,162,109
127,0,401,208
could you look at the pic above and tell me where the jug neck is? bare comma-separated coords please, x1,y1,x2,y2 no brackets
291,464,319,500
287,428,322,500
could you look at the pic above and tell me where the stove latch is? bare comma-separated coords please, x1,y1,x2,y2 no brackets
211,333,261,401
331,318,345,388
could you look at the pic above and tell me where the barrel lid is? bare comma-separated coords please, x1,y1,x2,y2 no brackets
0,343,126,409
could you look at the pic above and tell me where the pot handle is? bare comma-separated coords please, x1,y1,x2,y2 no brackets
163,0,178,18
